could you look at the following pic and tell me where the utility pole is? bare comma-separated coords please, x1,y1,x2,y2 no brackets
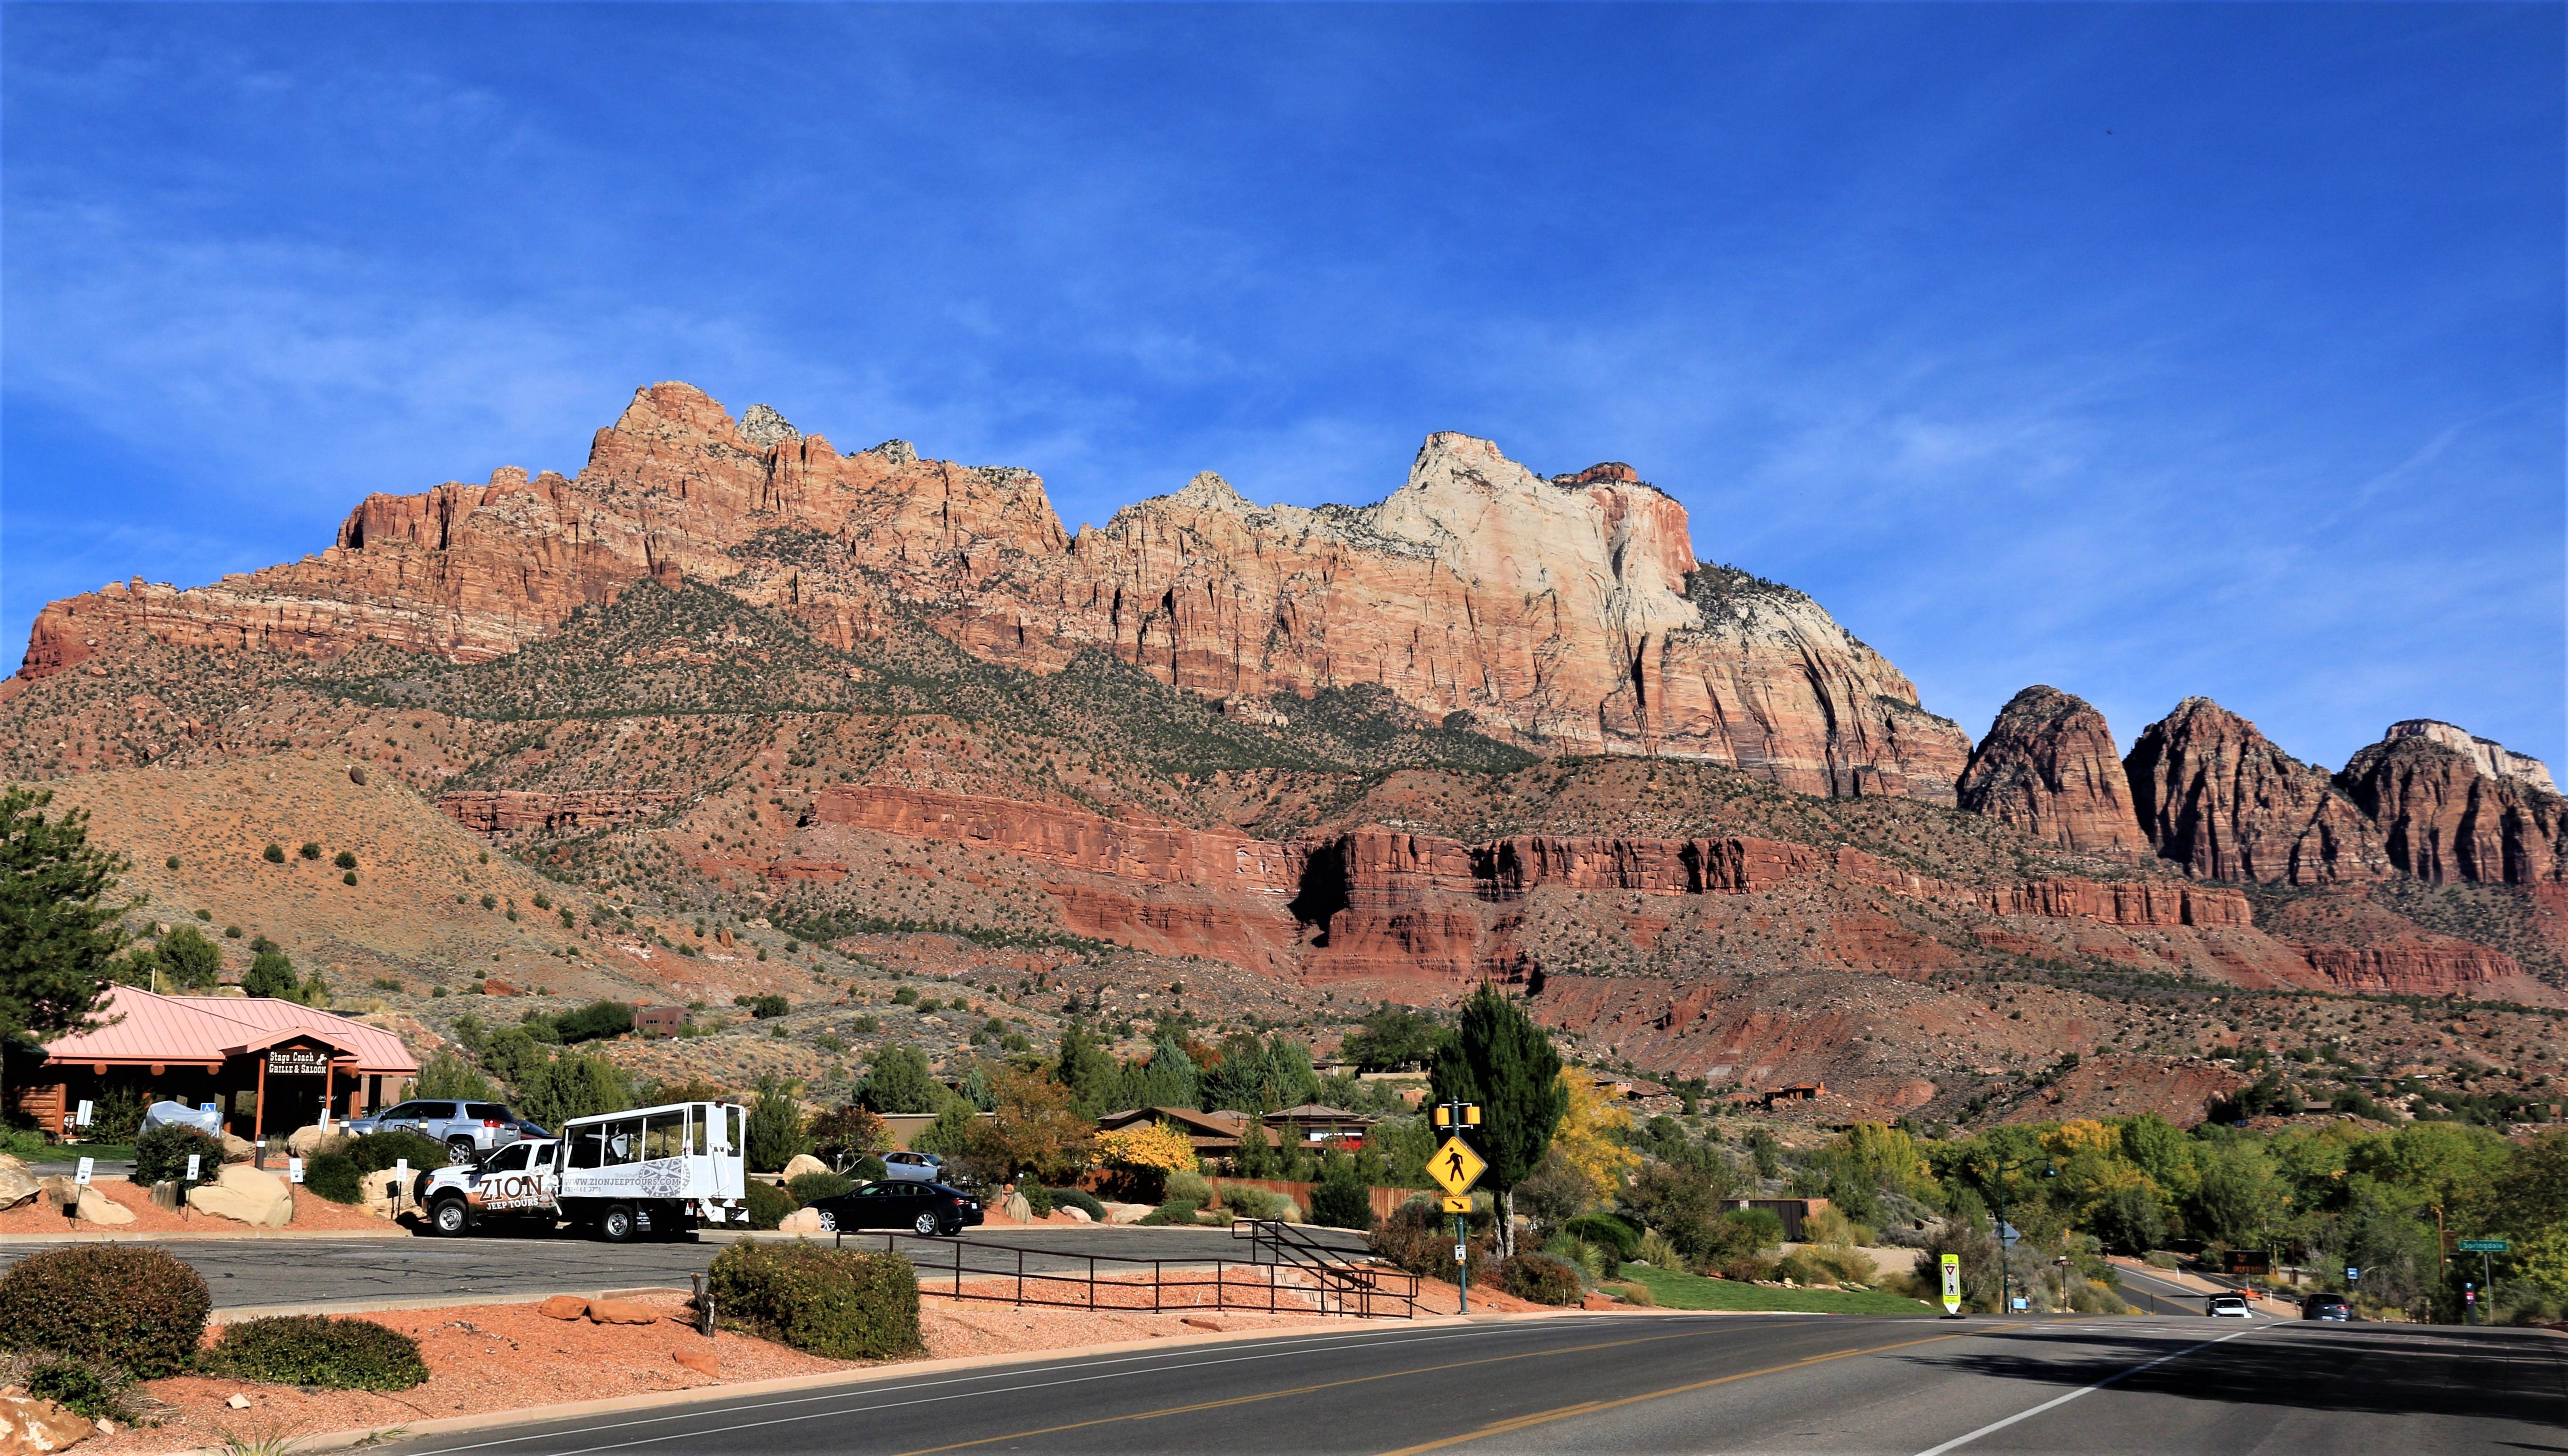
1981,1154,2054,1317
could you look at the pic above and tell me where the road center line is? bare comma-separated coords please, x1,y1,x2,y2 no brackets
1905,1325,2267,1456
1368,1329,1977,1456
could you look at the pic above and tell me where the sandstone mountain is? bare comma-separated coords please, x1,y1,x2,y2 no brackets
19,382,1966,800
8,383,2564,1129
1955,686,2144,856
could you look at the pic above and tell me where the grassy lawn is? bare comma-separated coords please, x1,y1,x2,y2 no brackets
44,1145,139,1163
1613,1262,1939,1316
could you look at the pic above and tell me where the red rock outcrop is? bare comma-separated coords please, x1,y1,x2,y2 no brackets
1977,878,2252,928
438,789,680,839
2336,735,2568,885
809,784,1304,894
2123,698,2389,886
18,385,1969,799
1957,686,2144,855
2288,943,2521,997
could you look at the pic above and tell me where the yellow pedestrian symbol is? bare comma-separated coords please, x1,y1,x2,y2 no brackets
1428,1136,1487,1197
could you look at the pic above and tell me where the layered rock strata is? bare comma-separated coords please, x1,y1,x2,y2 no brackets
2122,697,2388,886
2381,719,2556,793
2336,736,2568,885
18,384,1967,798
1956,686,2144,855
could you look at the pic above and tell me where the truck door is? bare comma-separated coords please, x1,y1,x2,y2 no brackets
529,1139,561,1207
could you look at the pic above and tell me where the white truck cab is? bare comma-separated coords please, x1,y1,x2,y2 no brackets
417,1100,749,1241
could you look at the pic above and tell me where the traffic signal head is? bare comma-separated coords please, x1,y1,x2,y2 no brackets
1464,1105,1481,1126
1434,1106,1451,1127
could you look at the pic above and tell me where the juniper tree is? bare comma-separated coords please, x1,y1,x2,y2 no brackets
1430,982,1568,1256
0,789,131,1116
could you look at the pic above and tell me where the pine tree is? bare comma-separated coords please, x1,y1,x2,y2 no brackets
1,789,133,1122
241,948,297,999
1054,1018,1120,1116
1430,982,1568,1256
857,1044,941,1113
1132,1032,1201,1108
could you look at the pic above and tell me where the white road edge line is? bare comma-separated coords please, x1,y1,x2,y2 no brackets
1907,1325,2267,1456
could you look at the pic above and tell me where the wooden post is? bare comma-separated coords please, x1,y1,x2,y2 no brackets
253,1054,268,1162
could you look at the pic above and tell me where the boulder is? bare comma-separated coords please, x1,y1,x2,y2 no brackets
778,1154,831,1183
187,1164,294,1228
539,1295,591,1321
37,1177,78,1211
1058,1204,1093,1223
1100,1201,1154,1225
998,1190,1033,1223
0,1390,93,1455
286,1124,342,1157
585,1298,660,1326
0,1168,38,1212
776,1208,825,1234
73,1187,134,1225
0,1152,25,1174
673,1350,720,1376
220,1133,255,1163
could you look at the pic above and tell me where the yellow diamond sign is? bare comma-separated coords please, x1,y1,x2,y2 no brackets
1428,1136,1487,1197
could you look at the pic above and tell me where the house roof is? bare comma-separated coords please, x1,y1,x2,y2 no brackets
1266,1104,1376,1125
1099,1106,1249,1138
39,987,419,1074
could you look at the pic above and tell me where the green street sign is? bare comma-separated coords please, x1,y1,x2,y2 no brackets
2457,1238,2510,1253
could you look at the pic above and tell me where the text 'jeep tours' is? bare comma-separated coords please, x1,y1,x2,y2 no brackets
417,1100,748,1241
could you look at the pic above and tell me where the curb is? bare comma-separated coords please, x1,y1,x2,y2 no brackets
0,1225,412,1246
163,1305,1569,1455
207,1287,696,1324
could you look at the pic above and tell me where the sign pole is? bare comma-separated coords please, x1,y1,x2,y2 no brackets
1431,1099,1484,1315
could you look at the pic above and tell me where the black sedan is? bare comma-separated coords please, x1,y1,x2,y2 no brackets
807,1180,984,1237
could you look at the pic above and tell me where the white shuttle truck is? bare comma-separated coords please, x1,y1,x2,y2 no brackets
417,1100,749,1241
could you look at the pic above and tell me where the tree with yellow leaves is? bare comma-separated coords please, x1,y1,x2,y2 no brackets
1095,1120,1200,1175
1550,1069,1641,1203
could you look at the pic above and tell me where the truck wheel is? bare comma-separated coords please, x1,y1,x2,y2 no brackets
430,1197,470,1236
445,1137,477,1166
600,1203,637,1243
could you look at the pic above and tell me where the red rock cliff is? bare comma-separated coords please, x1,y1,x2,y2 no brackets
1957,686,2144,855
2336,735,2568,885
2123,697,2387,886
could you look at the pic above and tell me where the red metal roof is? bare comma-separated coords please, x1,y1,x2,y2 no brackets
40,987,419,1074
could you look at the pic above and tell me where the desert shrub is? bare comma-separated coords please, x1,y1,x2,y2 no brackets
1720,1253,1782,1282
740,994,791,1019
2066,1278,2130,1315
1632,1228,1683,1268
1498,1253,1584,1306
304,1152,362,1204
17,1356,138,1422
87,1085,148,1144
1047,1186,1106,1220
0,1245,209,1376
1307,1154,1374,1230
1140,1196,1203,1225
1219,1184,1296,1222
1603,1280,1656,1307
744,1179,799,1230
1369,1199,1488,1285
207,1316,428,1391
705,1241,921,1360
552,1000,635,1044
1018,1182,1052,1216
1775,1245,1874,1287
788,1171,856,1204
1542,1232,1610,1282
345,1129,448,1178
1564,1212,1640,1262
131,1122,224,1188
851,1154,888,1182
1164,1169,1213,1205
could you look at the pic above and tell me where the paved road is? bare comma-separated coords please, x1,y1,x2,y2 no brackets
0,1224,1371,1309
367,1312,2563,1456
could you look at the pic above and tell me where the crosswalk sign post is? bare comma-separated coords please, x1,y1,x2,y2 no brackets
1940,1253,1962,1317
1432,1100,1485,1312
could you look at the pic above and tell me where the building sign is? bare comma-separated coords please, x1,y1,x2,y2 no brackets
267,1048,332,1076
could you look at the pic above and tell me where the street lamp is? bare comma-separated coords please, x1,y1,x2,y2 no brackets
1977,1154,2055,1316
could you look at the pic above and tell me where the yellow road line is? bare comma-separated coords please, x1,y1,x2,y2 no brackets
1370,1329,1976,1456
881,1324,1804,1456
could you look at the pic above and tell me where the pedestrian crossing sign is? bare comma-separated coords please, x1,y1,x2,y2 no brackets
1441,1194,1472,1214
1940,1253,1962,1315
1428,1136,1487,1196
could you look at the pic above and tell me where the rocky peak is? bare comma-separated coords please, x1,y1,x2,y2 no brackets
1166,470,1254,515
2124,697,2384,886
865,439,919,465
2338,734,2567,884
1956,686,2143,855
1554,462,1640,486
737,404,800,450
2379,719,2556,793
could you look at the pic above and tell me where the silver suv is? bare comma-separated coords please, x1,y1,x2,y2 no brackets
347,1099,536,1165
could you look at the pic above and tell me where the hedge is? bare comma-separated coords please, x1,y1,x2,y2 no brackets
1563,1212,1640,1262
744,1179,799,1230
131,1123,224,1189
787,1171,855,1205
304,1152,363,1204
0,1245,210,1376
207,1315,429,1391
346,1129,449,1178
705,1241,921,1360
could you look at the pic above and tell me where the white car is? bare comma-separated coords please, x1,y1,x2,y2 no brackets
879,1150,946,1183
2206,1293,2254,1318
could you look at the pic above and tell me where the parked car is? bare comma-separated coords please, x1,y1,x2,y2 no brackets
345,1099,534,1165
879,1150,946,1183
805,1180,984,1236
2301,1293,2354,1322
2206,1293,2254,1318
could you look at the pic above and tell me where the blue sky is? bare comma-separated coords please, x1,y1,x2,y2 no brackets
5,4,2560,772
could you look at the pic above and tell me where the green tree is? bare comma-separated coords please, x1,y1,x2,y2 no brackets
0,789,131,1120
1128,1032,1200,1108
2118,1113,2199,1199
744,1075,811,1174
2374,1121,2510,1240
1053,1019,1120,1116
240,948,297,1000
857,1045,941,1114
413,1049,495,1102
1428,983,1568,1256
1308,1150,1375,1230
149,924,224,991
516,1050,634,1130
2492,1129,2568,1244
1342,1003,1444,1072
2189,1143,2286,1250
912,1098,979,1162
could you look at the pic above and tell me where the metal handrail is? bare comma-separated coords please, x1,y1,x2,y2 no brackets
825,1226,1416,1318
1232,1218,1419,1318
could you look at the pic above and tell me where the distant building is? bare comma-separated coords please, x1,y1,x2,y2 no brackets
633,1006,687,1038
1761,1082,1827,1106
1097,1106,1251,1159
1264,1104,1376,1148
